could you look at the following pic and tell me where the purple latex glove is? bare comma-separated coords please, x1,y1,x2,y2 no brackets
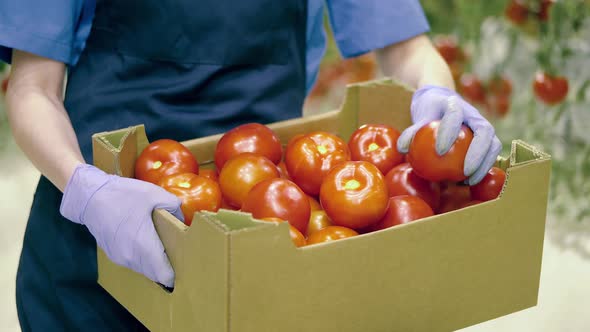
60,164,183,287
397,85,502,185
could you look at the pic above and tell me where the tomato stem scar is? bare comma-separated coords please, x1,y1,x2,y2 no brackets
178,181,191,188
344,179,361,190
317,145,328,154
153,161,163,169
368,143,380,152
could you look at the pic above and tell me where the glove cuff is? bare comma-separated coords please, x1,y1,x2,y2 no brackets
60,164,110,224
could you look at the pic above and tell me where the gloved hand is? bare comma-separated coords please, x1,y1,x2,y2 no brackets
397,85,502,185
60,164,183,287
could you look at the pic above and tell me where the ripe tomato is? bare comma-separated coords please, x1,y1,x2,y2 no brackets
242,178,311,234
348,124,404,175
285,131,351,196
306,226,358,246
320,161,389,230
158,173,222,226
198,168,218,182
277,161,291,180
470,167,506,202
1,75,8,95
505,0,529,25
214,123,282,170
369,196,434,231
537,0,553,22
533,72,569,105
135,139,199,185
407,121,473,182
307,195,322,211
306,210,332,237
486,94,511,117
260,217,306,248
437,183,472,214
459,73,486,105
218,153,279,208
433,35,464,65
220,196,239,211
384,163,441,211
488,75,513,97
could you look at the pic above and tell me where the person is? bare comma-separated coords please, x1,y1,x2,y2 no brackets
0,0,501,330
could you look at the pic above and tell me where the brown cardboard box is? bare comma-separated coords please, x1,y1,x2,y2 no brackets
92,79,551,332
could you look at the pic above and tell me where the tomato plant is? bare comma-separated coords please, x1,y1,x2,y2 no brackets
320,161,389,230
218,153,279,208
135,139,199,185
470,166,506,201
306,226,358,246
158,173,222,226
437,183,472,214
306,210,332,237
285,131,351,196
407,121,474,182
369,196,434,231
242,178,311,234
384,163,441,211
533,71,569,105
348,124,404,175
459,73,487,105
214,123,282,170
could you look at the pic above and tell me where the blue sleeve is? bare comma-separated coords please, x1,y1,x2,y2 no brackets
0,0,96,66
326,0,430,58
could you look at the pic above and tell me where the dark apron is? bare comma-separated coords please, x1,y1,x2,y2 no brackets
15,0,307,330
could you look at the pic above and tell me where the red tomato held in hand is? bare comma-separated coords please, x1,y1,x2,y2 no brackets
348,124,404,175
218,153,280,209
320,161,389,230
306,210,332,237
214,123,282,170
459,73,486,105
242,178,311,234
384,163,441,211
370,196,434,231
158,173,222,226
285,131,351,196
306,226,358,245
505,0,529,25
199,168,219,182
260,217,306,248
470,167,506,202
135,139,199,185
533,72,569,105
408,121,473,182
437,183,472,214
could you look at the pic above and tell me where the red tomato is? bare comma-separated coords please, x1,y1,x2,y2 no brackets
306,226,358,245
242,178,311,234
470,167,506,202
306,210,332,237
384,163,441,211
437,183,472,214
488,75,513,97
277,161,291,180
533,72,569,105
459,200,483,209
505,0,529,25
459,73,486,105
433,35,465,65
1,75,8,95
158,173,222,226
214,123,282,170
199,168,218,182
449,62,464,83
260,217,306,248
308,195,322,211
369,196,434,231
218,153,280,209
220,196,239,211
320,161,389,230
135,139,199,185
285,131,351,196
348,124,404,175
407,121,473,182
486,94,511,117
537,0,553,21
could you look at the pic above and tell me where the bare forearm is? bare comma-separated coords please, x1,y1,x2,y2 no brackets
6,51,84,192
376,34,455,90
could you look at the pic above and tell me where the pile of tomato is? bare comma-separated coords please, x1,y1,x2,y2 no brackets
134,122,506,248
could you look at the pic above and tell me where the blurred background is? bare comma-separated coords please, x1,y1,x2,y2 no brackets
1,1,589,331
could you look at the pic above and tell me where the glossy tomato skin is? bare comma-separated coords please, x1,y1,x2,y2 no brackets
384,163,441,211
242,178,311,234
459,73,487,105
306,210,332,237
199,168,219,182
218,153,279,209
277,161,291,180
407,121,474,182
437,183,472,214
285,131,351,196
369,195,434,231
158,173,222,226
260,217,306,248
135,139,199,185
320,161,389,230
505,0,529,25
214,123,282,170
470,167,506,202
533,72,569,105
306,226,358,245
348,124,404,175
307,195,322,211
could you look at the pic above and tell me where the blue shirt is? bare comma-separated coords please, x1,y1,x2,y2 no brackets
0,0,429,93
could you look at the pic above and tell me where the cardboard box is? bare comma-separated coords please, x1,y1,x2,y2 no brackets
92,79,551,332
